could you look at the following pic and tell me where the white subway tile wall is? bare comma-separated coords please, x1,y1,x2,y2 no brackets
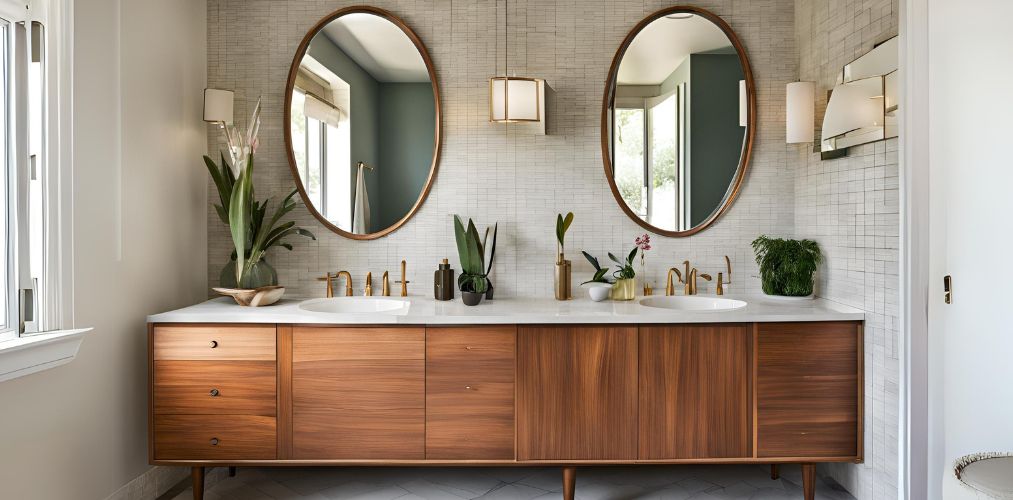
794,1,899,499
205,1,898,499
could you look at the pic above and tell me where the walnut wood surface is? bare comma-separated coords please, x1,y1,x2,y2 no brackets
639,325,751,459
516,325,638,461
154,324,276,361
154,414,276,460
153,360,276,415
426,326,516,460
756,322,861,458
291,327,425,459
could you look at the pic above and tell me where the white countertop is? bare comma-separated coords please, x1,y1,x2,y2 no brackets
147,294,864,325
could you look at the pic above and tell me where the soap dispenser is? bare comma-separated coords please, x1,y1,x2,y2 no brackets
434,259,454,301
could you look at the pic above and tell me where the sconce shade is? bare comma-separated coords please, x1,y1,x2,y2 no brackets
203,88,234,123
786,81,815,143
489,77,541,122
822,77,883,139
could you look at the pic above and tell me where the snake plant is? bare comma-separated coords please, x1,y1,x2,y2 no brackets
454,215,497,294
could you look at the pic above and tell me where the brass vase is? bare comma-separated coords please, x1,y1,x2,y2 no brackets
611,278,636,301
554,254,572,300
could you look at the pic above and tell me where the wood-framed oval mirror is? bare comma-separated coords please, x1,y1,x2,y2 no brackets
601,6,755,237
284,6,441,240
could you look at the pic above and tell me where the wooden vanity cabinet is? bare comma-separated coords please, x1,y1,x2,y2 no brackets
289,326,425,459
151,320,862,500
639,324,752,460
425,326,516,460
516,325,639,461
150,324,278,461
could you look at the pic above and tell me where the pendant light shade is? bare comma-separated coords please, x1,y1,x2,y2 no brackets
489,77,541,122
786,82,815,143
203,88,234,123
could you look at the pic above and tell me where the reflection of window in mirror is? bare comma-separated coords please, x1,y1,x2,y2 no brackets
291,58,352,230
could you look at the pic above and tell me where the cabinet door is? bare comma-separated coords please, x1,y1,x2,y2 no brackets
639,324,751,459
426,326,516,460
756,322,862,458
291,327,425,459
517,325,638,461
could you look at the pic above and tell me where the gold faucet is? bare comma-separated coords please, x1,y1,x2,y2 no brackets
665,268,683,296
364,272,373,296
716,255,731,296
317,271,353,297
395,260,409,297
382,271,390,296
685,268,712,295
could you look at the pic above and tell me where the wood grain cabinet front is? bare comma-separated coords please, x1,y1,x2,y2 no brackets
425,326,516,460
154,414,276,460
639,324,752,460
516,325,638,461
756,322,863,459
290,327,426,460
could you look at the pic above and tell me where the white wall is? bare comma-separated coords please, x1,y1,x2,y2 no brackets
0,1,207,499
926,0,1013,497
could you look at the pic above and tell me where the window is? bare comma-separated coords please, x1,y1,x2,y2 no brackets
0,0,70,343
290,83,351,231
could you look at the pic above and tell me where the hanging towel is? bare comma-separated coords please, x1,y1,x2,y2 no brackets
352,162,371,234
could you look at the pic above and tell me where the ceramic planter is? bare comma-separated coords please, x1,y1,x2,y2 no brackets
585,282,611,302
462,291,484,306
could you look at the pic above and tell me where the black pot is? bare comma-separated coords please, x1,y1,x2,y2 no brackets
485,282,494,300
462,291,484,306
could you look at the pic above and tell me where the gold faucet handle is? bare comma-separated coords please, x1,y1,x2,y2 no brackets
699,273,712,281
724,255,732,284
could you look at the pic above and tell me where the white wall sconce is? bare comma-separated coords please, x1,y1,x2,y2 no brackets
786,81,815,143
203,88,234,124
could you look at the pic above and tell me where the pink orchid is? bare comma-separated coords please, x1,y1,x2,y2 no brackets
635,234,651,251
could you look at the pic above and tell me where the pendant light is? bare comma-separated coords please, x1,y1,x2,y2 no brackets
489,0,543,123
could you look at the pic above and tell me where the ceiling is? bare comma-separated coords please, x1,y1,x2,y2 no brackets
317,13,429,83
617,14,734,85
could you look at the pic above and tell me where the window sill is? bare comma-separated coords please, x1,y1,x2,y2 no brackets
0,328,91,383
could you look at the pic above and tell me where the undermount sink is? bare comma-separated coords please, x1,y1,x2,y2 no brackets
639,295,747,312
299,297,411,314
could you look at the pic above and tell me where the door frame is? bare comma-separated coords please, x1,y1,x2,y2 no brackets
900,0,932,499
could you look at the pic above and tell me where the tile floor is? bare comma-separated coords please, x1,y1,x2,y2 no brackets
170,465,856,500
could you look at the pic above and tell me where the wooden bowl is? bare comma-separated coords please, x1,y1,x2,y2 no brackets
212,286,285,307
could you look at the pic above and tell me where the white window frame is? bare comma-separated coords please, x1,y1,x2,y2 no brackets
0,0,86,383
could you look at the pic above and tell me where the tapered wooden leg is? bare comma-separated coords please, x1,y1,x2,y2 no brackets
228,466,237,477
770,464,779,480
801,463,816,500
191,467,205,500
562,466,576,500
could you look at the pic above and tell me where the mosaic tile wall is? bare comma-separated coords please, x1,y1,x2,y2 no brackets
205,0,798,299
793,0,900,499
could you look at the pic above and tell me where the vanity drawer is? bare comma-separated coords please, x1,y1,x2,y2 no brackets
153,360,276,416
426,326,516,460
153,414,276,460
154,324,276,361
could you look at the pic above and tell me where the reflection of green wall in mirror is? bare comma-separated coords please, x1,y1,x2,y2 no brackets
377,82,435,229
307,35,381,228
687,53,744,226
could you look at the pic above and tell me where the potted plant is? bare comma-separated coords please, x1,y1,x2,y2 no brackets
751,235,822,299
608,244,638,301
206,98,315,305
453,215,490,306
581,251,612,302
555,212,574,300
484,222,498,300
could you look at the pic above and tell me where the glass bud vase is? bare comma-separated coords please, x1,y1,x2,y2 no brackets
219,257,279,289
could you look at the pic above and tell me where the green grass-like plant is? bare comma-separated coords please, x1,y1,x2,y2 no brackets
751,235,822,296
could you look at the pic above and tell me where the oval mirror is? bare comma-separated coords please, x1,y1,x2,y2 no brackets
602,7,754,237
285,7,440,240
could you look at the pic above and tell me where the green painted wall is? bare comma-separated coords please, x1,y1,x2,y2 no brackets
307,35,381,227
377,82,435,229
688,53,744,226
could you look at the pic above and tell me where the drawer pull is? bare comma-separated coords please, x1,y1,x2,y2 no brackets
209,438,220,446
465,386,474,391
209,389,220,397
209,340,219,348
